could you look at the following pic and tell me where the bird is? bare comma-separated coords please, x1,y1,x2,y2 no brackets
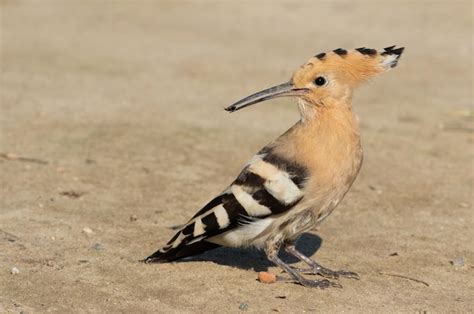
145,46,405,288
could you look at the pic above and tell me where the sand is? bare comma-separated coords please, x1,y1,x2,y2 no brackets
1,1,473,312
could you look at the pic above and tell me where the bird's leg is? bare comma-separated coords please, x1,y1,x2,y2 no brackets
264,241,341,288
284,243,359,280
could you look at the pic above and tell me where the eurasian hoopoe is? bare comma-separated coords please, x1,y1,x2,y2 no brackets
145,46,404,288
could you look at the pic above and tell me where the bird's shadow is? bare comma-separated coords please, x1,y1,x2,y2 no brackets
176,233,322,272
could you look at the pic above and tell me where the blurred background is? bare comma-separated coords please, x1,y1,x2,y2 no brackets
1,1,472,312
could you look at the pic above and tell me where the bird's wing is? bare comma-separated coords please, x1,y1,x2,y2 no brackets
145,148,309,263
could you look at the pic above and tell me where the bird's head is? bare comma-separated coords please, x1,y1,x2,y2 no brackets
225,46,404,113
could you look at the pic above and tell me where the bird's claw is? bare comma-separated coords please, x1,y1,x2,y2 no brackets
300,278,342,289
291,266,359,280
317,268,359,280
276,275,342,289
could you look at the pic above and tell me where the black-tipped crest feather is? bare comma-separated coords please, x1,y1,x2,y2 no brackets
333,48,347,56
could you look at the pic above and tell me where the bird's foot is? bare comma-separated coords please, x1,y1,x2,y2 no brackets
292,265,359,280
283,244,359,280
276,275,342,288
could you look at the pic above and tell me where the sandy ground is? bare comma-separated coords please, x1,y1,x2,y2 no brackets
1,1,473,312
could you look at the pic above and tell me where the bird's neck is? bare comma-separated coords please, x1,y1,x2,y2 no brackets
277,99,362,187
297,98,354,123
297,98,358,132
274,99,361,170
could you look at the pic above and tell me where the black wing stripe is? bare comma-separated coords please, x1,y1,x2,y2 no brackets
262,153,308,188
234,169,291,216
234,169,266,187
166,230,181,245
252,188,292,215
181,223,194,236
174,193,247,247
222,193,248,223
191,193,227,219
188,193,248,239
201,212,219,231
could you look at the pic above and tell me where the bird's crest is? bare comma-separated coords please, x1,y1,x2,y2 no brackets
293,46,404,87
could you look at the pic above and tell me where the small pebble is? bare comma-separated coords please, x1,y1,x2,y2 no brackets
258,271,277,284
11,267,20,274
82,227,93,234
450,257,465,267
91,243,104,251
130,215,138,222
389,252,399,256
61,190,85,199
238,303,248,311
368,185,382,194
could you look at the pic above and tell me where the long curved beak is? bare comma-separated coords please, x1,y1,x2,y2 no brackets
224,82,309,112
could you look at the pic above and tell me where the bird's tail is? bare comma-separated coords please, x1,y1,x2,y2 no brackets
144,235,220,263
144,193,231,263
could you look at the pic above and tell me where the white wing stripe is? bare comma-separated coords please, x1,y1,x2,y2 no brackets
193,218,206,237
231,184,273,217
264,172,303,205
248,159,303,205
214,205,231,229
171,232,186,248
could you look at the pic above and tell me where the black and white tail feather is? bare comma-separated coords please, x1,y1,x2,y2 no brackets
144,147,308,263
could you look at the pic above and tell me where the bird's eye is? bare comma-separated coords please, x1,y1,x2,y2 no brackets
314,76,327,87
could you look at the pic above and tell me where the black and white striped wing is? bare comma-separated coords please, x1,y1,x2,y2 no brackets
145,149,308,263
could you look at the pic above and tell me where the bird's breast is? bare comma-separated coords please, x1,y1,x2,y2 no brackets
278,107,362,189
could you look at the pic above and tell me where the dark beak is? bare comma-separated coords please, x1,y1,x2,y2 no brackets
224,82,309,112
